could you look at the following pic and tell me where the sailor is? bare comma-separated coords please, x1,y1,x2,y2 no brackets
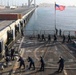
55,28,58,35
5,45,9,57
5,56,9,66
48,34,51,43
48,34,51,41
57,57,64,73
42,34,45,41
67,34,71,42
20,21,23,27
39,56,45,71
54,34,57,42
11,47,15,60
18,56,25,69
59,29,62,36
28,57,35,70
62,35,65,43
37,34,40,40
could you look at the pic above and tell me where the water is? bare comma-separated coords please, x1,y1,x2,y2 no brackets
24,6,76,36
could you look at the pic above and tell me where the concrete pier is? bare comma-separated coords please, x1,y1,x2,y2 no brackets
0,6,36,55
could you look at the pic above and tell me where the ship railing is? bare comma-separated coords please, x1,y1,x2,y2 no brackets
23,30,55,38
63,30,76,36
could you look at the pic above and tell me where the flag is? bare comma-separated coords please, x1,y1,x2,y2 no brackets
55,4,65,11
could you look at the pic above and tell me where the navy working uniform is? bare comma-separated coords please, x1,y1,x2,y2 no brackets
62,35,65,43
67,34,71,42
18,56,25,69
55,28,58,35
37,34,40,40
5,56,9,66
54,34,57,42
59,29,62,36
57,57,64,72
11,48,14,60
48,34,51,41
39,57,45,71
42,34,45,41
5,45,9,56
28,57,35,70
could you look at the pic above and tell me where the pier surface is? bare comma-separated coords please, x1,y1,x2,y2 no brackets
0,6,34,31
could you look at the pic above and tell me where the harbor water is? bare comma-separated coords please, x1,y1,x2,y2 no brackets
24,6,76,36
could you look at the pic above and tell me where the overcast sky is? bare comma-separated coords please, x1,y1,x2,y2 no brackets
0,0,76,6
37,0,76,6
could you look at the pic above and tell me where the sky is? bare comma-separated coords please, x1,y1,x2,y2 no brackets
0,0,76,6
37,0,76,6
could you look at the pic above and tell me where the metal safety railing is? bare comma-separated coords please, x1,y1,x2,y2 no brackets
63,30,76,37
23,30,55,38
23,30,76,39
